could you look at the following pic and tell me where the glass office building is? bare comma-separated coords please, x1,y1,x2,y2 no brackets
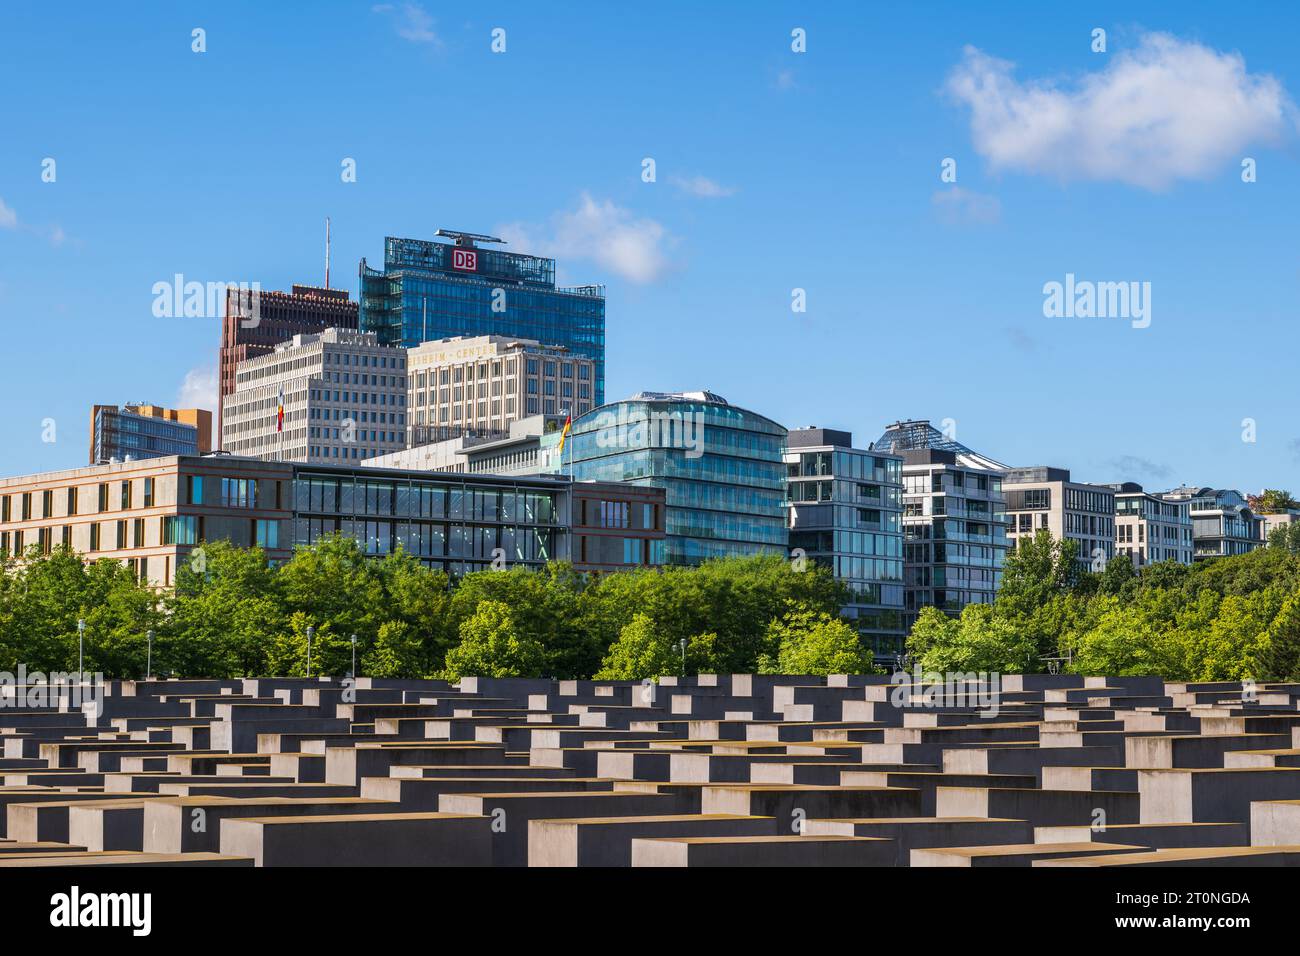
359,233,606,406
91,405,208,463
560,391,787,565
291,465,564,577
785,428,905,657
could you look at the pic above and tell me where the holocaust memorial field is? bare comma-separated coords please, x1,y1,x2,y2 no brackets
2,673,1300,867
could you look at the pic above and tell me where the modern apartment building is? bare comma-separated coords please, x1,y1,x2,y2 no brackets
1160,487,1263,560
89,404,211,464
222,329,408,465
872,420,1008,625
1109,482,1193,566
562,391,788,565
218,285,358,447
1259,511,1300,546
785,428,905,657
406,334,596,445
359,231,606,404
0,456,665,583
1003,466,1115,571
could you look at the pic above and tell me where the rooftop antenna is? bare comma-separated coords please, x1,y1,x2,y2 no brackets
325,217,331,289
434,229,507,249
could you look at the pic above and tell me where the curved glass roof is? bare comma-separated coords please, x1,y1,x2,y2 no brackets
872,420,1008,472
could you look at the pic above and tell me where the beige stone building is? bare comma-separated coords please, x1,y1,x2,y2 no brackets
222,328,408,465
406,335,595,447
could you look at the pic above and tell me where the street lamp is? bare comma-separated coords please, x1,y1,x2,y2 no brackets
146,630,154,681
674,638,688,677
306,626,315,679
350,634,358,679
76,618,85,680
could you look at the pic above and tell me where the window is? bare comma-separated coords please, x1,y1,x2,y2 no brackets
132,518,145,548
116,520,127,549
67,487,77,515
188,475,204,505
162,515,198,546
623,538,642,565
98,483,109,512
90,523,101,551
143,478,154,508
254,519,279,549
599,500,630,529
120,481,131,510
41,490,53,518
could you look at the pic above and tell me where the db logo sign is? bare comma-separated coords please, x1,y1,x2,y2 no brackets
452,249,478,272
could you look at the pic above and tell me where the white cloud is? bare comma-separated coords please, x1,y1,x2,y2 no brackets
946,33,1294,190
372,3,439,45
670,175,737,198
177,364,219,447
499,194,672,284
932,186,1001,225
0,198,17,230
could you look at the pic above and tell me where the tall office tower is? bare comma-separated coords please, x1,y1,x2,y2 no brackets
359,230,606,406
1003,466,1116,571
406,334,597,446
218,285,358,447
561,391,786,565
1160,487,1264,560
89,404,212,464
222,329,408,465
871,420,1009,627
785,427,906,658
1108,482,1193,567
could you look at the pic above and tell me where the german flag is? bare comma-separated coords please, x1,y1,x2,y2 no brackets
556,412,572,455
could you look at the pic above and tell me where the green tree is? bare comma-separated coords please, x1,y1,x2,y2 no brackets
912,604,1037,674
442,601,544,680
594,614,679,680
759,603,874,675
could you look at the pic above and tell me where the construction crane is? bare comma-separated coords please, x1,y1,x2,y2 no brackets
434,229,507,249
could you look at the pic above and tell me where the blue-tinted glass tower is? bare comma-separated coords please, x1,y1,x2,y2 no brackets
560,391,788,565
359,231,606,405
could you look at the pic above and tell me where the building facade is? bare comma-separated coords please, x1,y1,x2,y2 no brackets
1161,487,1263,560
0,455,293,586
562,391,788,565
90,404,211,464
222,329,408,465
872,421,1008,626
570,482,667,572
218,285,358,447
359,232,606,405
0,456,665,584
406,335,595,446
1003,466,1116,571
1109,482,1193,566
785,428,905,657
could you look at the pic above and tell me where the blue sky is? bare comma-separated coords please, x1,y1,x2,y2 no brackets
1,1,1297,493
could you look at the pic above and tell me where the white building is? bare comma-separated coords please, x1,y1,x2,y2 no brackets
1109,482,1193,566
222,328,408,464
